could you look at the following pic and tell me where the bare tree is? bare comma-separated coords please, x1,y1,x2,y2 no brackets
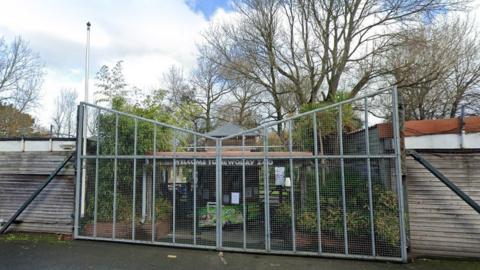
386,18,480,120
202,0,466,125
204,0,288,132
284,0,465,102
190,47,233,132
163,65,195,108
52,89,78,137
0,36,44,112
217,79,262,128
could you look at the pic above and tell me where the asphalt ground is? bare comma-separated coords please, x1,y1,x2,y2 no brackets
1,233,479,270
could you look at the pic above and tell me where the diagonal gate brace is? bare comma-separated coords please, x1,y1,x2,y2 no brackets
409,150,480,214
0,153,74,234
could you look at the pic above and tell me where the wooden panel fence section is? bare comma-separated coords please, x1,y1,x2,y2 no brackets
406,152,480,258
0,152,75,234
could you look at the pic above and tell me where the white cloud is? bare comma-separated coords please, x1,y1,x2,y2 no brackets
0,0,234,127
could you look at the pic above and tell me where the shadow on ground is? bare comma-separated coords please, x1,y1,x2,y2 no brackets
0,233,479,270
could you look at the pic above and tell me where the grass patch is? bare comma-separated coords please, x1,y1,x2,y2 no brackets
0,232,71,245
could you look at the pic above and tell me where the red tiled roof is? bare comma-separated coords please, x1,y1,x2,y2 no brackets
376,116,480,138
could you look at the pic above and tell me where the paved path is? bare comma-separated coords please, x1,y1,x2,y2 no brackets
0,237,479,270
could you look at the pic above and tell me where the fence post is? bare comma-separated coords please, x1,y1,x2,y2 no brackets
392,86,408,262
74,104,84,238
364,97,376,256
338,106,349,255
312,113,322,253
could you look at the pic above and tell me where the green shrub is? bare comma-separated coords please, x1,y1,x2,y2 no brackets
85,186,131,222
274,168,401,248
246,203,261,221
373,186,400,246
155,197,172,221
297,211,317,233
275,203,292,227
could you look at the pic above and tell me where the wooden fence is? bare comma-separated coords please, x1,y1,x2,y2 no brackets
406,152,480,258
0,152,74,234
2,149,480,259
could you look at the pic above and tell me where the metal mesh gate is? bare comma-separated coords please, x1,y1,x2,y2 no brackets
74,88,407,262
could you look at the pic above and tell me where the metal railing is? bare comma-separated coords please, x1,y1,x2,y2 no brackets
74,87,407,262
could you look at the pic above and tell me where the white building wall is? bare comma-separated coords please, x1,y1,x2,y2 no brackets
405,133,480,149
0,139,75,152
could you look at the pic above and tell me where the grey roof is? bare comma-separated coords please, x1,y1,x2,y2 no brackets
206,123,259,137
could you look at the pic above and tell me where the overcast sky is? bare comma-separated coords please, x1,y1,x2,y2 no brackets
0,0,232,127
0,0,479,128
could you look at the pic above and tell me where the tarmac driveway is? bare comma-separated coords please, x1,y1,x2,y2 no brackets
0,233,479,270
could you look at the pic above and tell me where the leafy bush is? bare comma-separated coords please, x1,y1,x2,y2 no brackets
155,197,173,221
297,211,317,233
373,186,400,246
273,168,401,248
275,202,292,227
246,203,261,221
85,183,131,222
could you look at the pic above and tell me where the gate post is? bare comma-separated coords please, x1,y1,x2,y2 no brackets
74,104,84,239
392,86,408,262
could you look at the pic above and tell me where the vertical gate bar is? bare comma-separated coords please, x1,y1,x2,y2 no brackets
215,139,222,249
338,106,348,254
220,139,223,247
74,104,84,238
242,134,246,250
263,126,270,252
173,130,177,243
392,86,408,262
132,119,137,240
152,125,157,242
193,134,197,245
93,108,100,237
288,121,296,252
312,113,322,253
142,161,146,223
364,97,376,256
113,113,119,239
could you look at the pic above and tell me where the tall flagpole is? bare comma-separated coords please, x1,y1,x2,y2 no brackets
81,21,91,218
85,22,91,103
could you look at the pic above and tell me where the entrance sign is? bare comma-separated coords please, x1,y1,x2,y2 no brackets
275,167,285,186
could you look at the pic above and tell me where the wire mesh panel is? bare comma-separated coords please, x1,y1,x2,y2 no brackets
268,159,291,252
75,103,217,249
75,87,406,262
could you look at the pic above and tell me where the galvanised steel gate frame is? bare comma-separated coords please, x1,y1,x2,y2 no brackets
74,87,407,262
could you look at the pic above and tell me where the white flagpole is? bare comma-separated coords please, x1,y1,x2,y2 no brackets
84,22,91,103
81,21,91,218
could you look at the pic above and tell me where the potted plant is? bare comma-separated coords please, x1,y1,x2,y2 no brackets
154,197,172,240
82,193,132,238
